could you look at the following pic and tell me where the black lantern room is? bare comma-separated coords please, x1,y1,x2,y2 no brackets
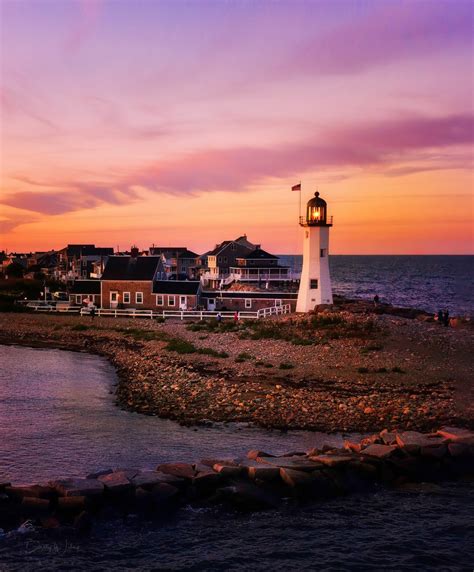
304,192,331,226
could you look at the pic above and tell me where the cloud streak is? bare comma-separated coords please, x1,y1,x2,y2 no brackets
2,113,473,219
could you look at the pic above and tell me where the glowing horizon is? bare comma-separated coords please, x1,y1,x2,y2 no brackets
1,0,473,255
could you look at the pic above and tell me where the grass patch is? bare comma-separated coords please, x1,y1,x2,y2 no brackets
237,352,253,360
357,367,370,374
361,344,384,354
375,367,388,373
197,347,229,358
279,362,294,370
71,324,92,331
392,366,406,374
165,338,228,358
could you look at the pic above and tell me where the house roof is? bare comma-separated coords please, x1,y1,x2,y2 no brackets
201,291,297,299
152,280,200,295
102,256,162,281
64,244,114,257
69,280,101,294
242,248,279,260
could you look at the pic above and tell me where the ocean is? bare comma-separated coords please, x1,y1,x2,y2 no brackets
279,255,473,317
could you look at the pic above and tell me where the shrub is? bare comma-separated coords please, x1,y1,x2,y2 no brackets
71,324,91,331
361,344,384,354
197,347,229,358
237,352,253,361
392,366,406,374
375,367,388,373
279,362,294,370
165,338,197,354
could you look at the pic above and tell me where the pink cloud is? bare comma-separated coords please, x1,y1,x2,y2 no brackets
2,113,472,216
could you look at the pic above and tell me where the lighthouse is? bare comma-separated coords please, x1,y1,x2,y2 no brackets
296,191,333,312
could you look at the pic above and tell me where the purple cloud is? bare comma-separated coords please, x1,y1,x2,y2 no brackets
286,2,473,76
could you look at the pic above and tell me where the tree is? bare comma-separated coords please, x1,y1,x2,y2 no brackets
5,263,25,278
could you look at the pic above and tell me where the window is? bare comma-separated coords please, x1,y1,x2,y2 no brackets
168,295,175,306
310,279,319,289
156,295,164,306
123,292,131,304
223,257,227,263
231,243,236,251
218,257,222,263
89,295,95,303
245,299,252,309
275,299,282,306
76,295,82,304
136,292,143,304
110,291,118,302
320,249,326,258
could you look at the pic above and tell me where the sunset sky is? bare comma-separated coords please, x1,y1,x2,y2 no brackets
0,0,473,254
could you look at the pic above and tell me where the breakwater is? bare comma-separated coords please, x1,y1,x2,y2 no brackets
1,427,473,534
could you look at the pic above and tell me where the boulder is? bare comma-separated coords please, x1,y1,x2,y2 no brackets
157,463,196,480
213,464,243,478
98,471,132,493
420,444,448,459
20,497,50,514
219,482,280,511
257,456,321,472
57,496,87,511
279,468,315,488
380,429,397,445
241,461,280,482
5,485,54,499
361,444,398,459
131,472,166,489
73,510,94,533
437,427,474,444
308,454,354,467
396,431,446,453
86,469,113,480
343,441,362,454
151,483,180,507
50,478,104,498
193,470,222,489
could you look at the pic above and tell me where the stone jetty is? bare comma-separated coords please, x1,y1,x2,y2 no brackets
1,427,473,534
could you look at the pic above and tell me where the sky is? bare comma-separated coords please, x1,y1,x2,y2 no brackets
0,0,473,254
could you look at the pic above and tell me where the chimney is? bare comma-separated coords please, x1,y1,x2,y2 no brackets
131,245,139,258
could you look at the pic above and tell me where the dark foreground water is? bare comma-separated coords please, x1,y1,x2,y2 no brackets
1,345,473,571
279,255,474,317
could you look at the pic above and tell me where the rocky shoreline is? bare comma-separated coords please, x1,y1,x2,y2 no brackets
1,427,473,534
0,305,472,433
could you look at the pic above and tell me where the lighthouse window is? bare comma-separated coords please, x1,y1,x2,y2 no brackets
320,249,326,258
310,279,319,289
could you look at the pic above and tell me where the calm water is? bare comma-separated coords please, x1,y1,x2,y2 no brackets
1,344,473,570
279,255,474,316
0,345,344,485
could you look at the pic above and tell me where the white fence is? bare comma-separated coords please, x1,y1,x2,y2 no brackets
78,304,292,320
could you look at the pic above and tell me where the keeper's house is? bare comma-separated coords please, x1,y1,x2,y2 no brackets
101,252,164,310
100,252,200,311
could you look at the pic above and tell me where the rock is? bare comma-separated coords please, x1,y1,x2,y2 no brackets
20,497,50,514
151,483,180,507
5,485,54,499
50,478,104,497
420,444,448,459
219,482,280,511
213,464,243,478
343,441,362,453
157,463,196,480
57,496,87,511
131,472,166,489
361,444,398,459
380,429,397,445
247,450,274,460
437,427,474,444
395,431,446,453
240,460,280,481
279,468,315,488
257,456,321,472
193,470,222,489
98,471,132,493
308,454,354,467
86,469,113,480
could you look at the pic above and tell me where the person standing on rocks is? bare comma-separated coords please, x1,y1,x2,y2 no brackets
216,312,222,324
373,294,380,307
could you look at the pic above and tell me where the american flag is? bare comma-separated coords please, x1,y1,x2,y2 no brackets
291,183,301,191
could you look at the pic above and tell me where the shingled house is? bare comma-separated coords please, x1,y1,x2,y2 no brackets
101,252,165,309
153,280,201,310
68,280,101,306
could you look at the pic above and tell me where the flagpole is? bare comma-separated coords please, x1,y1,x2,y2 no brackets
299,180,302,224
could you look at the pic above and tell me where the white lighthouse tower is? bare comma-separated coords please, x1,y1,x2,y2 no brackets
296,191,333,312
